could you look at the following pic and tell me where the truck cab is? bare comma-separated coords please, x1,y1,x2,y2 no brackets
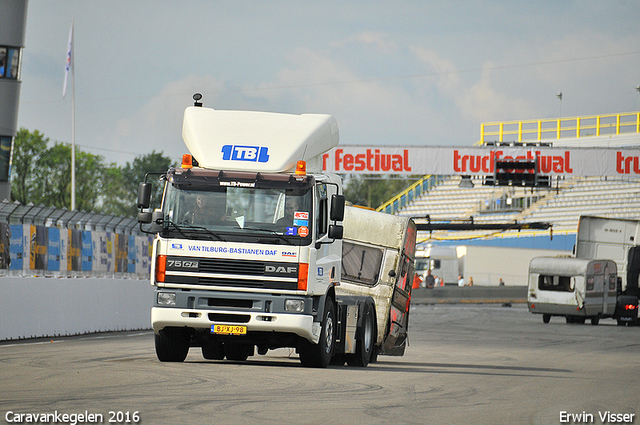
137,99,415,367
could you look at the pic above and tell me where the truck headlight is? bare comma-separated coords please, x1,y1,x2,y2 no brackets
157,292,176,306
285,299,305,313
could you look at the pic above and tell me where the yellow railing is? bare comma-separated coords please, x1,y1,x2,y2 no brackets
376,175,443,214
481,111,640,143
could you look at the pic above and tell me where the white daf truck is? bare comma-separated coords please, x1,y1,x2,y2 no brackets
137,97,416,367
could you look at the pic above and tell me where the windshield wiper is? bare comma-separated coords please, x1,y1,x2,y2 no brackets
236,226,296,245
164,220,226,241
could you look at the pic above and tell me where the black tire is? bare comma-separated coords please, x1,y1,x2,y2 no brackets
566,316,585,324
590,317,600,326
224,342,253,361
201,341,225,360
346,303,376,367
155,328,190,362
542,314,551,324
370,346,379,363
330,353,346,366
299,297,336,368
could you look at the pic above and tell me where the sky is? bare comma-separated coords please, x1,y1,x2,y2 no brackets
15,0,640,166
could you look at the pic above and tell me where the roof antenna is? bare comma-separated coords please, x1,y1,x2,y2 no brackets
193,93,203,107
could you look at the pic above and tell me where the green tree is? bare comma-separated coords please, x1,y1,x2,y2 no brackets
10,128,48,205
118,150,175,217
34,142,106,210
98,163,130,216
10,129,175,217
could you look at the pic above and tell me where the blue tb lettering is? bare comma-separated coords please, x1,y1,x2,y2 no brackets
221,145,269,162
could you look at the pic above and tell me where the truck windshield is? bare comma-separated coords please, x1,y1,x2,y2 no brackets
161,170,314,245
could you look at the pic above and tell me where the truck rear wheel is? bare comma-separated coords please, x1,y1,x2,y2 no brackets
299,298,335,368
155,328,190,362
347,302,376,367
224,342,254,361
202,341,225,360
542,314,551,324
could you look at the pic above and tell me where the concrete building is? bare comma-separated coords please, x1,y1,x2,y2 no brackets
0,0,28,201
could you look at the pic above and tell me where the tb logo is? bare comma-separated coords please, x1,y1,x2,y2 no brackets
221,145,270,163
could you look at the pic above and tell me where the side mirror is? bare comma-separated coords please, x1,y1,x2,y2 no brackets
137,211,152,223
330,194,345,221
328,224,343,240
137,182,152,209
139,210,164,234
149,210,164,233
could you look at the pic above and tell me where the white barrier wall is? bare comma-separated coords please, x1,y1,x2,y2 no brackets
0,277,154,341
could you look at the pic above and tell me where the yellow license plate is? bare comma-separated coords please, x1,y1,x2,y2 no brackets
212,324,247,335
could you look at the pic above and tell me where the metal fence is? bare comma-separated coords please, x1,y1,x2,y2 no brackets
0,200,152,278
481,111,640,143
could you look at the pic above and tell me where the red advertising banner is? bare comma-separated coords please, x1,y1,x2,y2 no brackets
321,146,640,176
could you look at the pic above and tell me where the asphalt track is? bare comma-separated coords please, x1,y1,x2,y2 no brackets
1,303,639,425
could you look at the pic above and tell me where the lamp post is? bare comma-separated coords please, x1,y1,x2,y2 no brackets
556,92,563,117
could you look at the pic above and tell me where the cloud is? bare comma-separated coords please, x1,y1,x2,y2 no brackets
333,31,398,55
245,46,446,145
109,75,226,164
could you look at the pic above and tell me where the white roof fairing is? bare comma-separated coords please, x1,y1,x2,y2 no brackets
182,107,339,173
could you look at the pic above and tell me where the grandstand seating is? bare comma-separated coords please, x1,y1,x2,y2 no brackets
396,173,640,242
393,111,640,243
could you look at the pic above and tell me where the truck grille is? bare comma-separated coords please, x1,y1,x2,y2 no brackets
199,258,265,275
164,256,298,290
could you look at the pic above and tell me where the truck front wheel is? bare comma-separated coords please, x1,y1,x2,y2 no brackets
155,328,190,362
299,298,335,368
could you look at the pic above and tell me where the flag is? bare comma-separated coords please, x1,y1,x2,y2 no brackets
63,21,73,98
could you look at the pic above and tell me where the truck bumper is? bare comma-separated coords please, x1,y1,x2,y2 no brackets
152,306,319,343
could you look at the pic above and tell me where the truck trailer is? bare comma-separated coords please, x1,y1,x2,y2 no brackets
137,96,416,367
415,245,571,287
575,215,640,325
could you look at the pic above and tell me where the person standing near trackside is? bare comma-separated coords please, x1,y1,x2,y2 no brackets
425,269,435,289
458,275,465,287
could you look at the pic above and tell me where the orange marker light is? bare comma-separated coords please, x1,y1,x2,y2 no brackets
182,154,193,169
298,263,309,291
156,255,167,283
295,160,306,175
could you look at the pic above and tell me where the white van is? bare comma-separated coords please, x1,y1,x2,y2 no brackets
414,246,459,285
528,257,617,325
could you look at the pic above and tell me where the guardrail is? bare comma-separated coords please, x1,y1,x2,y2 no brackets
481,111,640,143
0,200,151,278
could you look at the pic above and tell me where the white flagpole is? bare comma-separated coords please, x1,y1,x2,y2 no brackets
63,20,76,211
71,34,76,212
